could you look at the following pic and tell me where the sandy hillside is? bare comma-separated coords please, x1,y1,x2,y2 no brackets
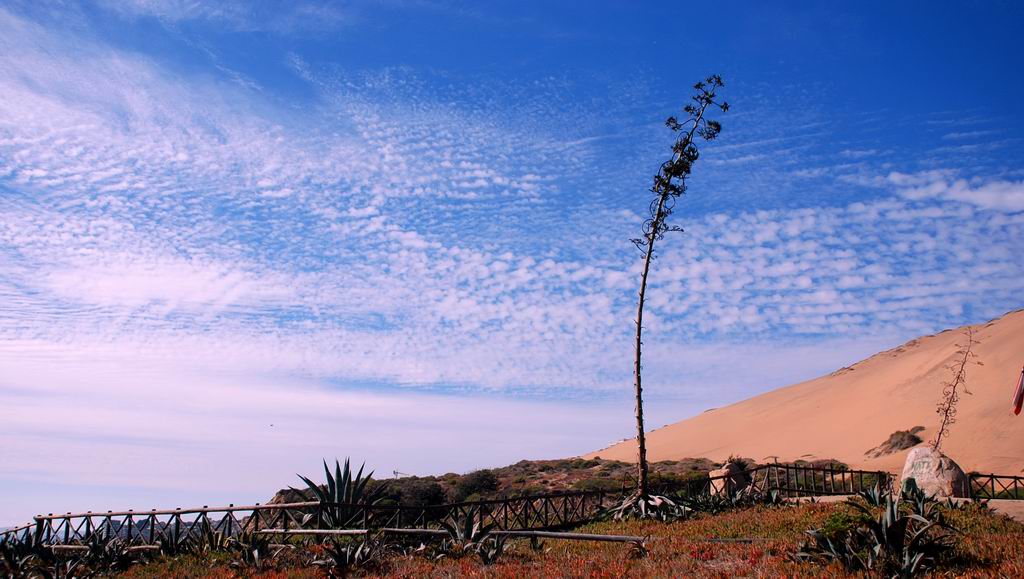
587,309,1024,475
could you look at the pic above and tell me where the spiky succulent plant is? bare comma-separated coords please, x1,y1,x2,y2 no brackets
293,458,386,529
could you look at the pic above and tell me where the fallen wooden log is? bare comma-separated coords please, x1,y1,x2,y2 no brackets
256,529,368,536
48,545,160,551
493,530,645,543
254,527,646,544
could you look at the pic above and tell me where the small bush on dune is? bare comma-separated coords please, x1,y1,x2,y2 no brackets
650,471,706,494
723,455,754,471
505,485,547,498
378,478,447,507
572,478,623,493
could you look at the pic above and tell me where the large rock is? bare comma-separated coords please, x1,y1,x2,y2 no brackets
900,446,970,498
709,461,751,496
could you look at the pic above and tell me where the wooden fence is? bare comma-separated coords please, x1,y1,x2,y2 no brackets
650,464,892,498
2,464,895,547
752,464,892,497
969,472,1024,500
8,490,619,547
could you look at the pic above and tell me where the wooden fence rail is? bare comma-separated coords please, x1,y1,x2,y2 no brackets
6,491,620,547
651,464,892,499
968,473,1024,500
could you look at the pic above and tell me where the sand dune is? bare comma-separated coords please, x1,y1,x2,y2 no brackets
587,309,1024,475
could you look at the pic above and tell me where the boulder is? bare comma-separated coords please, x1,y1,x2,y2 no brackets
900,446,970,498
709,461,751,496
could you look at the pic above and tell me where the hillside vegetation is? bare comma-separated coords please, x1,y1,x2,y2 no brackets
270,457,720,506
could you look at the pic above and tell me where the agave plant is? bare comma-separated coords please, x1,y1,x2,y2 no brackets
764,489,788,507
80,533,137,574
626,539,649,560
475,536,506,566
801,489,954,576
294,458,386,529
436,504,495,553
899,478,943,521
425,508,505,561
679,491,736,516
855,494,951,574
40,556,88,579
314,538,382,577
229,529,276,571
857,482,885,507
0,537,38,578
192,516,230,553
942,496,989,512
158,527,198,557
794,528,865,570
612,493,687,521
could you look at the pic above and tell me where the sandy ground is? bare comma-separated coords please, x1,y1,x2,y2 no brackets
989,500,1024,522
587,309,1024,476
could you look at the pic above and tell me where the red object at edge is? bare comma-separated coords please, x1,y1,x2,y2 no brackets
1013,366,1024,416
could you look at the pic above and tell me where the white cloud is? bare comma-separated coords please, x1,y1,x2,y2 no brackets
44,255,294,312
890,171,1024,212
97,0,350,32
942,130,1000,140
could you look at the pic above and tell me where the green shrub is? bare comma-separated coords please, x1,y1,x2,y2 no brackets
453,470,498,501
820,510,857,541
571,478,622,492
505,485,546,498
389,479,447,507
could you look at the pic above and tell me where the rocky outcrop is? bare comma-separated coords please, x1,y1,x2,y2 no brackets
267,487,312,505
709,461,751,495
900,446,970,498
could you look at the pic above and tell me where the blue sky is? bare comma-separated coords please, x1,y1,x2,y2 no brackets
1,0,1023,525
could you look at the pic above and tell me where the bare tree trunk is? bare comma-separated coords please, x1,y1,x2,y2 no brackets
633,193,668,499
622,76,724,512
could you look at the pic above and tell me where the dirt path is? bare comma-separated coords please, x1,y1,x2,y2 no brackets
989,500,1024,522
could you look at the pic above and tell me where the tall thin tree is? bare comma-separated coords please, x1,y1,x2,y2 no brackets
629,75,728,505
